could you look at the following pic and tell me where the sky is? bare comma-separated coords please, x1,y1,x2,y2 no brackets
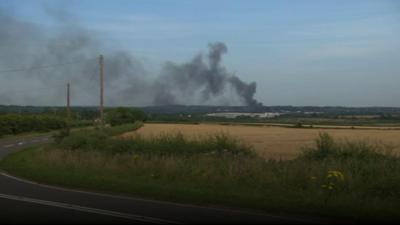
0,0,399,107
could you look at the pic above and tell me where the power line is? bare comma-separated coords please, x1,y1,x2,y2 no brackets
0,58,96,74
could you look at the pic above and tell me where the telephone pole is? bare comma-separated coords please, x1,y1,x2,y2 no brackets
99,54,104,125
66,82,71,119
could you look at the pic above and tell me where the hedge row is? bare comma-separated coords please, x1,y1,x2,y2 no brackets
0,114,67,137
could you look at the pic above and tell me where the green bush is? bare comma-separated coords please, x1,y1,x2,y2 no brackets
59,122,142,151
53,128,70,144
294,122,303,128
105,107,146,126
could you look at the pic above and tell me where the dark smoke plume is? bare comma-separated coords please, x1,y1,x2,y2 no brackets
154,42,263,107
0,5,262,107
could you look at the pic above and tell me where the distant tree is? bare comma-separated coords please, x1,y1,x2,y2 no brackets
294,122,303,128
105,107,146,126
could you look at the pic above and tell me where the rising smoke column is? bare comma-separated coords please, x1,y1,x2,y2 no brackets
0,4,262,107
229,76,263,107
153,42,263,106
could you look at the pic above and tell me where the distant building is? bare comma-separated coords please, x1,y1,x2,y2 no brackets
206,112,281,119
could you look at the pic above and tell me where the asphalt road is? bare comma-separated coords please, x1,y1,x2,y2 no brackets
0,135,343,224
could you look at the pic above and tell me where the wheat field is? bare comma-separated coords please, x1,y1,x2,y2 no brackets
123,123,400,159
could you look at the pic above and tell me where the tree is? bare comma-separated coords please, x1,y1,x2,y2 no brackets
105,107,146,126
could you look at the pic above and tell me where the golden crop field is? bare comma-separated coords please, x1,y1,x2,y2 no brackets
123,123,400,159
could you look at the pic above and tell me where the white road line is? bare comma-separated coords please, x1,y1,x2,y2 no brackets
0,193,180,224
17,142,24,145
0,172,320,224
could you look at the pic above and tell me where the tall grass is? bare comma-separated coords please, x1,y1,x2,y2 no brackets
58,123,254,156
121,132,254,156
300,132,396,160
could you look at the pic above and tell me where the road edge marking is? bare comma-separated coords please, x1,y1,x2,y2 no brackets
0,193,180,224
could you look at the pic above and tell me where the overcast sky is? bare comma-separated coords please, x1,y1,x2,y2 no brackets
0,0,399,107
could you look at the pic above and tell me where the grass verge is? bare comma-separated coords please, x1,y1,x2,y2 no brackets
0,130,399,223
0,131,54,142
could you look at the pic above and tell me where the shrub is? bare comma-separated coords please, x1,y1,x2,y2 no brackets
105,107,146,126
294,122,303,128
53,128,70,144
58,122,142,151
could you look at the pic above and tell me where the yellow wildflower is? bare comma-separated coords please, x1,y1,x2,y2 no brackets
132,154,140,161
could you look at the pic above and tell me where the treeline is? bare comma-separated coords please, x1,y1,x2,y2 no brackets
0,107,149,138
0,114,67,137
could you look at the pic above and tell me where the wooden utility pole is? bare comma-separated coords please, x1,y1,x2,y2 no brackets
66,82,71,119
99,54,104,125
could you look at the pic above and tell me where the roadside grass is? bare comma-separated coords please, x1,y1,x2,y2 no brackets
0,128,399,223
0,131,54,142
